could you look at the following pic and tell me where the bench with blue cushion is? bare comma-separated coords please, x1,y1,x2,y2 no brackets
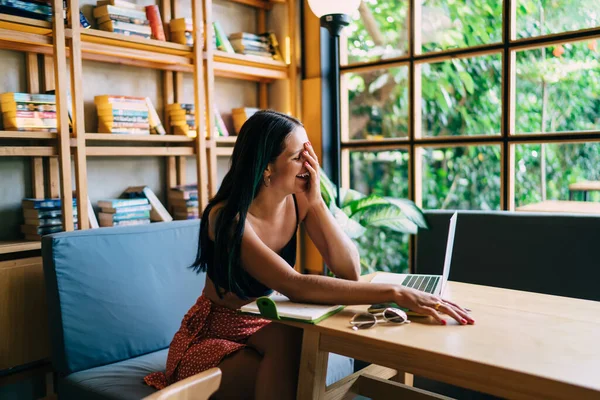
42,220,353,400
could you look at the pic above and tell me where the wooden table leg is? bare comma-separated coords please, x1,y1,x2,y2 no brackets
297,330,329,400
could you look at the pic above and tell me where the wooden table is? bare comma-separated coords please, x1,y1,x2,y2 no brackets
516,200,600,214
291,276,600,400
569,180,600,201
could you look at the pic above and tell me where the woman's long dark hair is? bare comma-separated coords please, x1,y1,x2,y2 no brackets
190,110,303,298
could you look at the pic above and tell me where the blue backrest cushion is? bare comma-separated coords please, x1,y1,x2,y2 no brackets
415,210,600,301
42,220,204,375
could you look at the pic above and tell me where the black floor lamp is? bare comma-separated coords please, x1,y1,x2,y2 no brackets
307,0,361,208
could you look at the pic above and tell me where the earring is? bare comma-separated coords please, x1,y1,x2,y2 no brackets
263,176,271,187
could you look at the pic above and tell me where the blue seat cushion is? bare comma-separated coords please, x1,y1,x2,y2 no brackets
59,349,169,400
58,349,353,400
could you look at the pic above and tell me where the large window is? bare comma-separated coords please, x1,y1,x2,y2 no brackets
342,0,600,273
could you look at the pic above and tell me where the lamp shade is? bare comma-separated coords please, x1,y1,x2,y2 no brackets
307,0,361,18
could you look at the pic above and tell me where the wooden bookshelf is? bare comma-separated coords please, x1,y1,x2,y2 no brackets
85,146,195,156
0,15,53,54
213,50,288,81
0,131,56,140
85,133,195,142
0,0,297,381
0,241,41,255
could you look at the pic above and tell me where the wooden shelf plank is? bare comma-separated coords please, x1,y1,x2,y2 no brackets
0,14,53,55
0,241,41,255
0,146,57,156
0,131,56,140
85,146,194,156
213,50,288,81
223,0,273,9
0,13,52,34
215,136,237,144
80,29,192,55
85,133,194,142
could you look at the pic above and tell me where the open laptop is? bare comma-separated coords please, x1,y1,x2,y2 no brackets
370,211,458,297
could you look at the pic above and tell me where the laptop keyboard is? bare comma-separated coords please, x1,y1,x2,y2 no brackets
402,275,440,294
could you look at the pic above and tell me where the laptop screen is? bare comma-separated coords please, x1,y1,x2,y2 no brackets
441,212,458,294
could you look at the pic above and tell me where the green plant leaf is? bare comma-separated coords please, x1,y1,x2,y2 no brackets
340,188,365,208
319,167,336,207
343,194,389,217
330,204,367,238
362,206,420,234
384,197,429,229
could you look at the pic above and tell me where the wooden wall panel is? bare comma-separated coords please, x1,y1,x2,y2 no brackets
0,257,50,370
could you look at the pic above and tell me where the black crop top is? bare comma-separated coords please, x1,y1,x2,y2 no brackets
206,194,299,298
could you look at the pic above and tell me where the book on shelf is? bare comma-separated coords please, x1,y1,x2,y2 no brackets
240,293,344,324
231,107,259,135
145,5,165,41
121,186,173,222
95,95,152,134
102,218,151,227
93,4,147,22
98,19,152,35
23,207,78,220
96,0,145,12
1,92,58,132
99,203,152,214
64,0,90,28
227,31,283,61
169,18,193,45
98,209,151,227
168,185,199,220
173,210,199,220
145,97,166,135
22,197,76,210
213,20,234,53
97,198,149,209
21,224,65,236
168,184,198,201
0,0,53,22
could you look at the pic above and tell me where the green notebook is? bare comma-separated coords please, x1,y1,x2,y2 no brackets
240,294,344,324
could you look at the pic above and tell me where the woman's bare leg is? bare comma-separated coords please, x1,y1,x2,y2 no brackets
212,348,262,400
246,323,303,400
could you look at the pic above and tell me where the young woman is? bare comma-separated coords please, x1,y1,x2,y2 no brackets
145,110,474,399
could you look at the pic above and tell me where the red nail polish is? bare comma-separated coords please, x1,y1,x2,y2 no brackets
441,320,446,325
461,318,467,324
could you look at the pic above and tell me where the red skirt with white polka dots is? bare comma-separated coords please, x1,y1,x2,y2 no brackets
144,294,271,390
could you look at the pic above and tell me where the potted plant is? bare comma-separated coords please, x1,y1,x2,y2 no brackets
319,168,429,274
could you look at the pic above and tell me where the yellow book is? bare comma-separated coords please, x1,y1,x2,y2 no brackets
169,18,193,33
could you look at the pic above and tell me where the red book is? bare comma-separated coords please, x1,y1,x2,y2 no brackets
145,5,166,41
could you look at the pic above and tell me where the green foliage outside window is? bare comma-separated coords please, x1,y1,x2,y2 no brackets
345,0,600,274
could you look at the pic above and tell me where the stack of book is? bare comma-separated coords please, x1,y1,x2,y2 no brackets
0,92,57,132
169,17,193,46
93,0,165,40
95,95,164,135
166,103,229,137
168,185,199,220
166,103,195,136
97,198,152,227
228,32,283,61
21,198,78,241
0,0,52,22
231,107,259,134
